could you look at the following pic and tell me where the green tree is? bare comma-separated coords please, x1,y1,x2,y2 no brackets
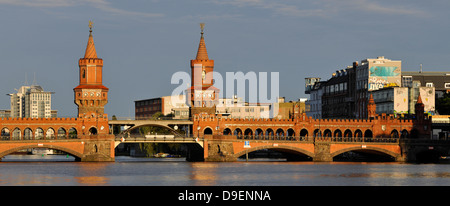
436,92,450,115
151,112,164,120
139,143,157,157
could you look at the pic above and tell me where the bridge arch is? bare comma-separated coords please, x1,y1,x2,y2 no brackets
391,129,399,138
234,128,243,136
401,129,409,138
415,147,447,163
89,127,98,135
344,129,352,138
330,146,400,161
334,129,342,137
275,128,284,136
287,128,295,137
12,128,21,140
203,127,213,135
364,129,373,138
35,128,44,140
266,128,274,136
0,144,84,160
24,128,33,140
122,123,180,136
355,129,363,137
223,128,232,135
313,129,321,137
46,128,55,139
233,145,315,160
323,129,332,137
255,128,263,136
244,128,253,136
69,128,77,139
1,128,10,140
58,127,67,138
299,128,308,137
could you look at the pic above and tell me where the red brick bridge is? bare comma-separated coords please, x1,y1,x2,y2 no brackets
201,134,402,162
0,23,445,163
191,105,436,162
0,117,115,162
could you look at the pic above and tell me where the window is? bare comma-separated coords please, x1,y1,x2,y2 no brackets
402,76,412,87
426,82,434,87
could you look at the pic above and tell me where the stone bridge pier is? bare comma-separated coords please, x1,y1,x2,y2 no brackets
80,134,116,162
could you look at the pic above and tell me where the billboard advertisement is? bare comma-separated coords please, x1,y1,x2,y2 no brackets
420,87,435,114
368,66,401,91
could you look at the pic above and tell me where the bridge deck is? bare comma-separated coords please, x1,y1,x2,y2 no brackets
108,119,193,125
114,135,200,146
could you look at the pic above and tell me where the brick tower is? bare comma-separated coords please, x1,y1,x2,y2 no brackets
367,93,376,119
74,21,109,135
415,94,425,120
187,23,219,117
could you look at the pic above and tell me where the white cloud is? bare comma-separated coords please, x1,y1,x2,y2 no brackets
333,0,428,17
85,0,163,18
213,0,429,18
213,0,328,17
0,0,75,7
0,0,163,18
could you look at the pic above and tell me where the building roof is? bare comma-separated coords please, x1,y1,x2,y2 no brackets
402,71,450,91
73,84,109,90
195,28,209,60
402,71,450,76
84,28,98,59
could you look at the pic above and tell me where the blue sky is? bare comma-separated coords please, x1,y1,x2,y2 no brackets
0,0,449,118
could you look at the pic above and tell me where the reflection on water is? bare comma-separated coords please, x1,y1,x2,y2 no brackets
0,155,450,185
2,154,76,162
189,162,219,186
74,176,109,186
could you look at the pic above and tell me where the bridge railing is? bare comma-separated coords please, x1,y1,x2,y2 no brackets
115,134,200,142
110,116,190,121
234,135,400,143
329,137,399,143
236,135,312,141
0,135,79,141
400,138,450,144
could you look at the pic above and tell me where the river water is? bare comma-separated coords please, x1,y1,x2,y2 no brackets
1,155,450,186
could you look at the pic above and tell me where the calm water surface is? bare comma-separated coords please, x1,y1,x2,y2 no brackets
1,155,450,186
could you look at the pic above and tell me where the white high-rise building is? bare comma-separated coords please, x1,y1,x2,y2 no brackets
8,85,57,118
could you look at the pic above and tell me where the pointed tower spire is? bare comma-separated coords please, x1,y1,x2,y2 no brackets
84,20,98,59
416,94,423,104
415,93,425,121
195,23,209,60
